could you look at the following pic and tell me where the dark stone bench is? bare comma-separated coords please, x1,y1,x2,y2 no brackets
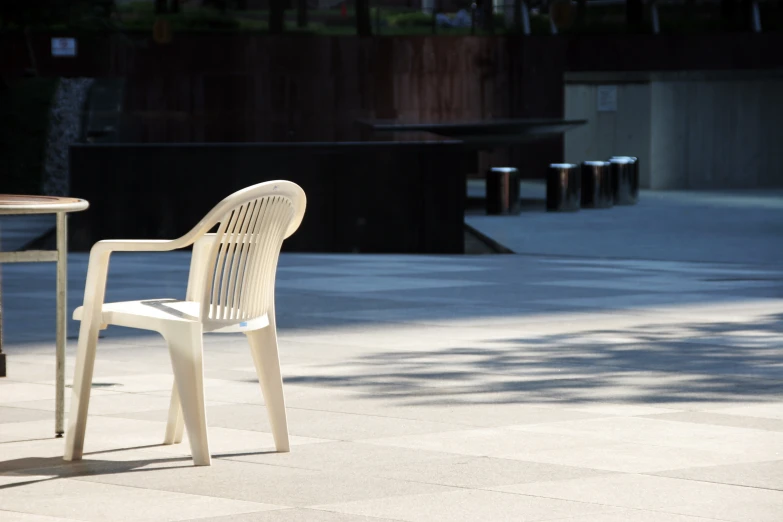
69,133,468,254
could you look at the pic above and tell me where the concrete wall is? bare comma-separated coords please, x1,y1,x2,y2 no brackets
565,71,783,190
564,82,652,188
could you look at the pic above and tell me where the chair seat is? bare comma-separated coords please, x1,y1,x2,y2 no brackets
74,299,269,333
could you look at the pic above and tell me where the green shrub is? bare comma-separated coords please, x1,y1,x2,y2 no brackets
121,11,241,31
386,12,433,28
529,14,552,34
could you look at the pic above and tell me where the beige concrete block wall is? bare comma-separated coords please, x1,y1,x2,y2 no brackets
650,79,783,189
648,81,688,189
565,71,783,190
564,83,652,188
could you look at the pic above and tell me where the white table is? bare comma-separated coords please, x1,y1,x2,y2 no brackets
0,194,89,437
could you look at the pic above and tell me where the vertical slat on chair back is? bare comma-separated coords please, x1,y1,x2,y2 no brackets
203,194,295,326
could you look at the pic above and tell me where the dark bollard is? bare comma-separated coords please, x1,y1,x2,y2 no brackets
546,163,581,212
609,157,637,205
580,161,613,209
610,155,639,202
486,167,520,215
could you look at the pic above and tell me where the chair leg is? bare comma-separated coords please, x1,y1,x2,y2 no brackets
246,323,290,452
64,319,101,461
163,380,184,445
163,323,211,466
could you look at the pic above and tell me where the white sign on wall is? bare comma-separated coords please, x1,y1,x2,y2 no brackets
597,85,618,112
51,38,77,57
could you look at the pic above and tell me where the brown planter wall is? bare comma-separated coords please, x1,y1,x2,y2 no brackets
2,32,781,179
117,35,512,143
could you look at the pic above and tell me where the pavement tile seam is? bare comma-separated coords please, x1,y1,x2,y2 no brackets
638,412,783,433
66,470,304,507
504,411,783,431
172,508,412,522
471,487,673,517
299,509,409,522
199,405,477,437
479,472,764,522
586,497,774,522
214,456,335,472
4,474,293,510
366,456,613,488
251,508,411,522
539,508,725,522
311,487,628,517
0,510,86,522
67,462,467,509
645,468,783,493
486,471,783,516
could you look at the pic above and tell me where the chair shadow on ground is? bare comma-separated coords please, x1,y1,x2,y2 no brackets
0,445,191,490
0,445,279,490
275,312,783,408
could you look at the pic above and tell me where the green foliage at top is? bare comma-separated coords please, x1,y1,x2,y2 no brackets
121,9,241,31
0,0,116,30
385,11,432,28
2,0,779,35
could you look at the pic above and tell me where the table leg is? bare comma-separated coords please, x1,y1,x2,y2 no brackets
0,261,5,378
0,220,4,377
55,212,67,438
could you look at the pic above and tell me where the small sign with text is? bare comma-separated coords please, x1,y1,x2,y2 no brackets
597,85,618,112
51,38,77,57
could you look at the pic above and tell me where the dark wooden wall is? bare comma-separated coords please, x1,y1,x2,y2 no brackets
2,32,781,179
116,36,511,144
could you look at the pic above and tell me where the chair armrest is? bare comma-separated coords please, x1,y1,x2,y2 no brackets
81,228,215,322
186,234,217,302
75,246,113,332
91,239,181,254
79,238,197,326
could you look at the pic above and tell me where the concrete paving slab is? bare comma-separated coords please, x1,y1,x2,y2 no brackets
466,185,783,267
654,460,783,491
71,458,455,508
315,488,622,522
182,509,405,522
0,473,280,522
493,473,783,522
2,196,783,522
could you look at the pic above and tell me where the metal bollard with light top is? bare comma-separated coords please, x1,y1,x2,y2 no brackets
485,167,521,215
546,163,581,212
580,161,613,209
608,156,640,205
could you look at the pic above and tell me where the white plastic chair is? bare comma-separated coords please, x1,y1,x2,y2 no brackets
63,180,306,466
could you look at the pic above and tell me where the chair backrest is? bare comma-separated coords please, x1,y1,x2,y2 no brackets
196,181,306,331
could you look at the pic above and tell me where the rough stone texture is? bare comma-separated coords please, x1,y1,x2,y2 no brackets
41,78,94,196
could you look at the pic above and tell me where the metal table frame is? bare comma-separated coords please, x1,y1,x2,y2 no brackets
0,195,89,437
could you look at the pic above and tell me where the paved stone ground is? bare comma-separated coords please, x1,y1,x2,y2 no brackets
0,215,54,252
467,181,783,266
1,191,783,521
